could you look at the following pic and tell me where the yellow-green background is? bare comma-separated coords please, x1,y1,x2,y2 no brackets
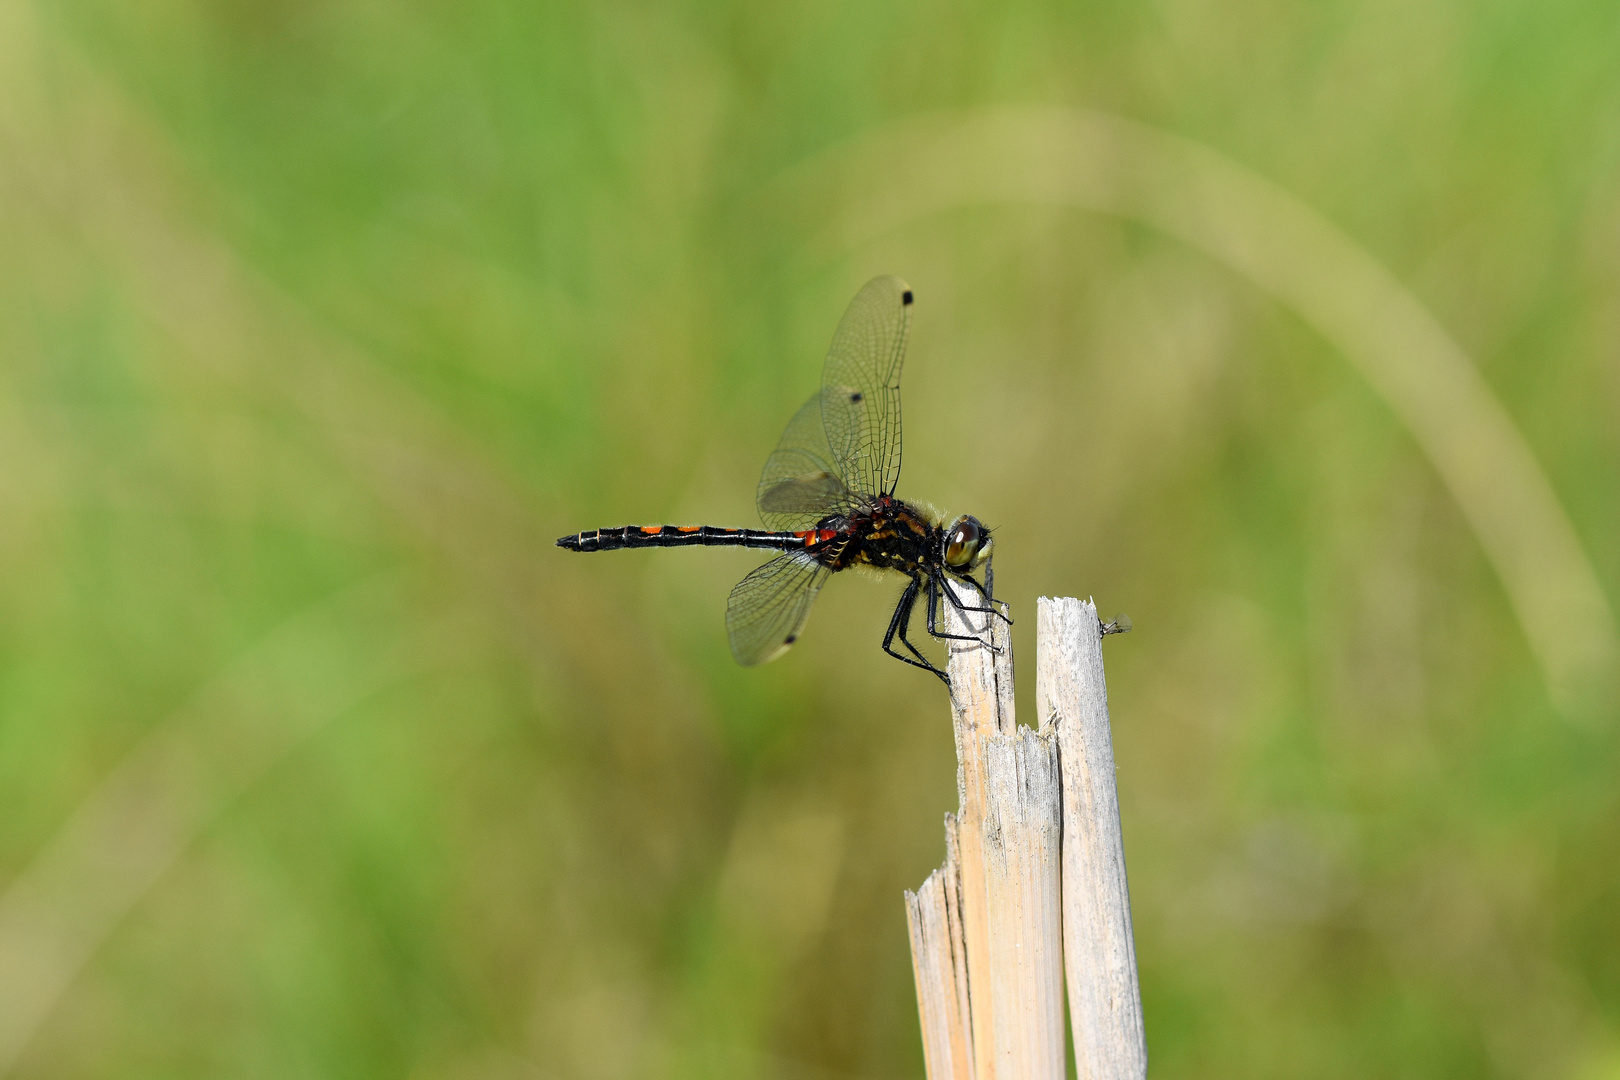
3,1,1620,1077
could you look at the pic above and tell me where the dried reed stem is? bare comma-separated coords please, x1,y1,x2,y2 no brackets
905,589,1144,1080
904,824,972,1080
944,579,1015,1080
1039,596,1147,1080
981,726,1064,1079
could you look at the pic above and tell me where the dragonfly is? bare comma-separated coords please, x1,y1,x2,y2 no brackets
557,276,1009,685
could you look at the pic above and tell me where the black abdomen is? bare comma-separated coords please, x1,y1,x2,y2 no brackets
557,525,802,552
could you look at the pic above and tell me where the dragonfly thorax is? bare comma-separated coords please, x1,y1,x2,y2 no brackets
813,497,991,581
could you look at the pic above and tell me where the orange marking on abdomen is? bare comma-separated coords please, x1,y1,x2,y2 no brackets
677,526,700,532
641,525,661,534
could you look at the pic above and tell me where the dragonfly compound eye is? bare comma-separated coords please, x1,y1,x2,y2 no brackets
944,516,982,568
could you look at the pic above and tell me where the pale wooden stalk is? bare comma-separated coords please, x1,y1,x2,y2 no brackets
903,821,973,1080
908,590,1144,1080
910,579,1065,1080
980,726,1065,1080
1038,597,1147,1080
939,816,973,1058
943,578,1016,1080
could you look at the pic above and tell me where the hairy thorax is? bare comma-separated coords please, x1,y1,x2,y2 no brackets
807,495,943,575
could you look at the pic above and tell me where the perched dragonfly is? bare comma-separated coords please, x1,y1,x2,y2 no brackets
557,276,1008,684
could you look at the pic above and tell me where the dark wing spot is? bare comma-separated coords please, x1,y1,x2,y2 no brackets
784,635,797,644
850,391,863,403
901,290,913,305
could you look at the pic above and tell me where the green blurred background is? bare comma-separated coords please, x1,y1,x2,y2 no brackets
4,0,1620,1076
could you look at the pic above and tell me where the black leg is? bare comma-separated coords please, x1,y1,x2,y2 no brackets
940,571,1012,626
882,577,949,684
880,577,917,659
925,570,994,644
927,569,1008,660
975,556,1011,623
900,582,946,676
960,573,1012,621
898,577,948,678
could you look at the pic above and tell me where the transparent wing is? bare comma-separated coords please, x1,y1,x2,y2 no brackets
756,389,855,531
819,275,912,499
725,552,830,667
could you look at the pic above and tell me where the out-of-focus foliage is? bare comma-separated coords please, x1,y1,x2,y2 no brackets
2,1,1619,1077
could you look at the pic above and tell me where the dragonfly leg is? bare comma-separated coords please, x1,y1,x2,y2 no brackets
925,570,997,645
947,571,1013,624
883,576,949,684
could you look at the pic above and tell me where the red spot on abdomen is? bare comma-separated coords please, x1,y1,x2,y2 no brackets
797,529,839,548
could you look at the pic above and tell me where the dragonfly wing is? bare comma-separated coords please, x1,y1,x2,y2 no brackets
757,389,854,530
819,275,912,499
726,552,830,667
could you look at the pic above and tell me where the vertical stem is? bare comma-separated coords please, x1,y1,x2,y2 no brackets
940,815,973,1066
910,591,1143,1080
944,578,1015,1080
981,727,1066,1080
904,823,974,1080
1038,597,1147,1080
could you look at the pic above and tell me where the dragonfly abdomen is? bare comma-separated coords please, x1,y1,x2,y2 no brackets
557,525,804,552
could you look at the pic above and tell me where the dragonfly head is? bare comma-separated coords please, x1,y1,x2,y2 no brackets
943,515,992,572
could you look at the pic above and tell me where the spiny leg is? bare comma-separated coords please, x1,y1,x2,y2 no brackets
897,577,951,681
882,577,948,684
925,570,994,644
942,571,1012,624
927,569,1005,656
982,552,1010,621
